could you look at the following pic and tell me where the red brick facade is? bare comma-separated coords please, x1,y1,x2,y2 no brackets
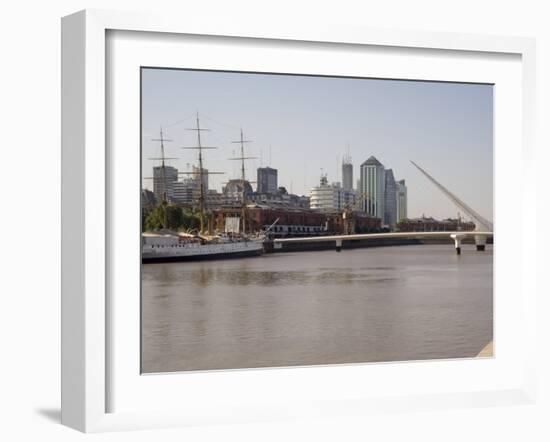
397,217,475,232
213,206,381,235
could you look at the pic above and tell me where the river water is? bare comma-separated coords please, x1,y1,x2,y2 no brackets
141,244,493,373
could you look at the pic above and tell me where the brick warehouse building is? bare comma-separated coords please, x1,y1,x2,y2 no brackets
396,217,475,232
212,206,381,236
336,210,383,234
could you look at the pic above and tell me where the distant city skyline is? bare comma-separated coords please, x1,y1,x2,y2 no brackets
142,68,493,221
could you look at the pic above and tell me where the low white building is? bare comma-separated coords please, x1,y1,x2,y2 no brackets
309,175,343,211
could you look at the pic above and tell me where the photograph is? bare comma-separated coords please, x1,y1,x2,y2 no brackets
140,67,494,374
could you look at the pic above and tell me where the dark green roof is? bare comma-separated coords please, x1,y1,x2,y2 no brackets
361,156,383,167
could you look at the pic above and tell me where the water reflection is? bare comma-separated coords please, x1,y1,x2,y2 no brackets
152,267,404,287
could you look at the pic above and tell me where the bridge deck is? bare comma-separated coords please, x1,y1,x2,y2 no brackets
273,231,494,244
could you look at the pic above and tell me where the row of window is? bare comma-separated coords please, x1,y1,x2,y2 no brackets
269,225,324,233
148,244,185,248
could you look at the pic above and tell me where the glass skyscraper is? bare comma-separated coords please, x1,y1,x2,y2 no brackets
257,167,278,194
359,156,385,219
384,169,398,228
396,179,408,222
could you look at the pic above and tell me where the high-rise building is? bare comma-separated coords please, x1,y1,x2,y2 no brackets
257,167,278,194
141,188,157,208
173,178,196,205
192,165,208,192
384,169,398,228
342,159,353,192
153,165,178,202
396,179,408,222
359,156,385,219
310,175,343,212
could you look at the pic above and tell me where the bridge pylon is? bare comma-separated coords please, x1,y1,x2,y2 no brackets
411,161,493,252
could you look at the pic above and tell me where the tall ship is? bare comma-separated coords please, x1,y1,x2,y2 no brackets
142,232,265,262
142,113,265,263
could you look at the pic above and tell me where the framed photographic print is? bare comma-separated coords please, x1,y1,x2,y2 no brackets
61,9,537,432
139,68,495,374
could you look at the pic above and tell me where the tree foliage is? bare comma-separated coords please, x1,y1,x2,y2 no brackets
142,203,202,232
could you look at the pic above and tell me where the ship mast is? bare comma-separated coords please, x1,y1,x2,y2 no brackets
182,113,224,233
150,126,175,203
230,128,257,234
147,127,177,228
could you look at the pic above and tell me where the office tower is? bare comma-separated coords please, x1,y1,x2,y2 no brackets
384,169,398,228
192,165,209,192
359,156,385,219
396,179,408,222
342,157,353,192
257,167,278,194
153,165,178,202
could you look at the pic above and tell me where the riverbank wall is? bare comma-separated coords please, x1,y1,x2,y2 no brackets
267,236,493,253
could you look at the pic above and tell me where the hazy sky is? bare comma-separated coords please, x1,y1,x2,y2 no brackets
141,68,493,221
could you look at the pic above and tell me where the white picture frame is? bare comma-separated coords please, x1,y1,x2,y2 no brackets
61,9,537,433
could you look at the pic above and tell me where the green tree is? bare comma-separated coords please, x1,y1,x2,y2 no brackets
165,205,184,229
142,204,205,232
144,204,166,231
181,209,201,232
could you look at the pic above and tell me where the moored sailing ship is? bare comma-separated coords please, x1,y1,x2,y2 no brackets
142,113,265,263
142,232,264,262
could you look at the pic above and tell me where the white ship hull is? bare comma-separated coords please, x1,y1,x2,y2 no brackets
142,236,265,263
